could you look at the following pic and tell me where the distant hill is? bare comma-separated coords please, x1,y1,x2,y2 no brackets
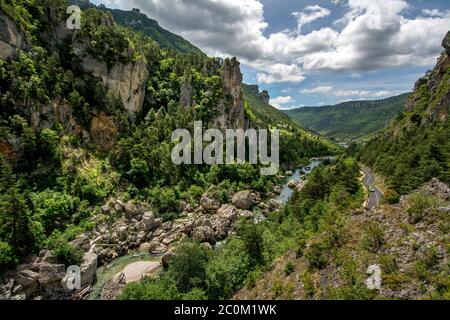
242,84,340,165
70,1,204,55
284,93,410,141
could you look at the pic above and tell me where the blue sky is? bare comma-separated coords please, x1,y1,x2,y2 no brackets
92,0,450,109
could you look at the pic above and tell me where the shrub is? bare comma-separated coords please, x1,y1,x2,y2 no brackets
46,232,83,266
285,261,296,276
304,238,329,270
361,222,385,253
300,272,315,299
379,254,399,274
385,189,400,204
245,270,262,290
0,241,18,271
119,276,180,300
407,193,434,224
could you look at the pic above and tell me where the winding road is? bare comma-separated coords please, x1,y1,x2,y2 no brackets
362,167,384,211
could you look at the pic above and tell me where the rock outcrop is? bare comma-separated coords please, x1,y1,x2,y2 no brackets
214,58,247,130
443,31,450,55
0,12,29,60
405,32,450,122
0,251,98,300
78,57,149,117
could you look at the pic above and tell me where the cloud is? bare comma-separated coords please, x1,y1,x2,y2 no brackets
301,86,333,94
270,96,293,108
292,5,331,34
299,85,396,99
256,63,305,84
334,90,393,98
97,0,450,84
422,9,450,18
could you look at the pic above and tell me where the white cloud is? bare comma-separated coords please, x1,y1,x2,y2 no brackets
422,9,450,18
292,5,331,34
334,89,393,98
270,96,293,108
256,63,305,84
301,86,333,94
97,0,450,84
299,85,395,99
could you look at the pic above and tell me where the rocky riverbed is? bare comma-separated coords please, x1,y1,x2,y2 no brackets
0,158,332,300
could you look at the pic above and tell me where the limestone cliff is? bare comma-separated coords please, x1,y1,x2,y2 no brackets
214,57,247,130
0,12,29,60
405,31,450,123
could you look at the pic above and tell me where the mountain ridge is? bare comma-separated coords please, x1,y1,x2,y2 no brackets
284,93,410,141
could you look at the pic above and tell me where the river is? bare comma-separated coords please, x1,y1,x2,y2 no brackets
89,156,334,299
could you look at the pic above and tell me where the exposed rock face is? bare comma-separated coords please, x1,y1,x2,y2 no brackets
79,57,149,117
260,90,270,104
405,32,450,122
443,31,450,55
215,57,247,130
0,13,28,60
180,74,195,108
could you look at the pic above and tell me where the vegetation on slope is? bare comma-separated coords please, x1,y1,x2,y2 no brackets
359,50,450,195
242,84,341,168
285,94,410,142
0,0,335,272
69,0,204,56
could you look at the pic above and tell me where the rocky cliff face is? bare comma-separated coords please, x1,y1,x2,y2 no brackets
214,57,247,130
405,31,450,123
0,13,29,60
78,56,149,118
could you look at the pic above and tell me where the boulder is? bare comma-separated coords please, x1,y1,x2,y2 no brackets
101,272,126,300
147,241,169,255
232,191,254,210
141,211,156,231
80,252,98,286
217,204,239,221
15,270,39,287
192,226,216,243
285,171,293,176
267,199,283,211
287,180,297,188
239,210,254,218
200,193,221,213
101,205,111,215
273,186,282,194
38,263,66,285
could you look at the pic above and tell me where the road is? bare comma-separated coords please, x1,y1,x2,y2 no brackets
362,167,384,211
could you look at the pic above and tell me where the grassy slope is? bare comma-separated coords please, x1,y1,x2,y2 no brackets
284,93,410,141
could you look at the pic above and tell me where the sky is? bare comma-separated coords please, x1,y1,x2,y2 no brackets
91,0,450,109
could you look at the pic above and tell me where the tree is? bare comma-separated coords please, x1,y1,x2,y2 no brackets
0,165,33,257
238,221,265,267
167,241,210,293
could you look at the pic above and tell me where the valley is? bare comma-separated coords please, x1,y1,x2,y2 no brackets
0,0,448,302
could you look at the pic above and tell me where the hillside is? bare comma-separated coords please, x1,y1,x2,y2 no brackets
360,32,450,195
70,0,204,55
233,32,450,301
0,0,336,300
284,94,410,141
242,84,340,168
